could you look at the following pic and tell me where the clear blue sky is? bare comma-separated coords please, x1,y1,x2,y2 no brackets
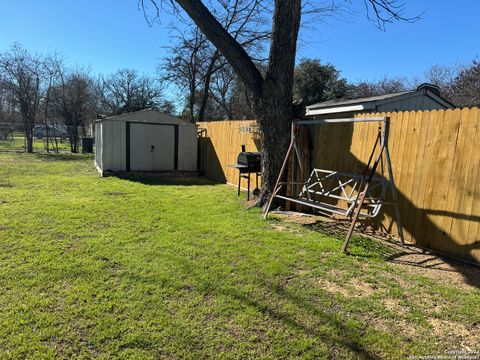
1,0,479,87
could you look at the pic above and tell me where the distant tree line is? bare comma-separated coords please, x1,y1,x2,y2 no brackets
0,43,170,153
2,41,478,154
292,57,480,108
423,61,480,108
163,46,480,122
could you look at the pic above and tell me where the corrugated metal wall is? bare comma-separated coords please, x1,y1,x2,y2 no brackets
94,122,103,169
96,114,198,173
376,94,448,112
178,125,198,171
101,120,126,171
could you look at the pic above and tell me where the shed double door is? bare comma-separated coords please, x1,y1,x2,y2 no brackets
129,123,176,171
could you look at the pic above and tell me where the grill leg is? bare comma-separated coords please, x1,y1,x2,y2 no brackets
238,171,241,196
247,174,251,201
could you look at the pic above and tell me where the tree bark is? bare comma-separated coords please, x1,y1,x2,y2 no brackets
21,113,34,153
24,122,34,153
188,83,195,122
198,50,220,122
255,101,292,205
175,0,301,206
44,85,51,153
255,0,301,205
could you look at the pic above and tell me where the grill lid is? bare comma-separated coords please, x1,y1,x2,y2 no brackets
237,152,261,166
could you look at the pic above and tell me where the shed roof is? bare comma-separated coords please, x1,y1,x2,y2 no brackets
96,108,190,124
306,84,454,116
307,91,410,109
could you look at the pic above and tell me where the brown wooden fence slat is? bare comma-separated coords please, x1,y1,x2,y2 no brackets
423,109,458,254
408,110,432,244
447,108,479,260
436,108,468,257
469,109,480,261
198,120,260,190
402,110,423,244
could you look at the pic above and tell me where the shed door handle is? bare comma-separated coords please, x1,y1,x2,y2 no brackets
151,145,155,152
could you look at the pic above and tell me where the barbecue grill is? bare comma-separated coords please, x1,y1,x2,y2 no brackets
237,152,261,173
227,147,262,200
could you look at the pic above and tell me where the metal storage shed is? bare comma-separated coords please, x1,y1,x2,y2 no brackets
95,109,197,176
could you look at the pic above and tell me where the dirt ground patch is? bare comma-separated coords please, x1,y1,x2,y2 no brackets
372,317,417,339
271,223,290,232
271,211,480,291
316,277,377,298
428,318,480,350
319,279,350,297
382,298,408,315
349,280,377,297
387,251,480,291
270,211,319,225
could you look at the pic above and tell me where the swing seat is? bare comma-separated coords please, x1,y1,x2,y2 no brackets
263,116,405,250
278,168,389,218
275,193,354,216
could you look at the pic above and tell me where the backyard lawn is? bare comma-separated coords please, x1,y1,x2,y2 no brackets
0,151,479,359
0,134,73,152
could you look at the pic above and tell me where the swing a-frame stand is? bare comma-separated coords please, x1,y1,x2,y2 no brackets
263,116,404,252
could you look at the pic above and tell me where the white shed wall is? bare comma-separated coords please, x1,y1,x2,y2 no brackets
95,109,198,174
178,125,198,171
95,122,103,169
101,120,126,172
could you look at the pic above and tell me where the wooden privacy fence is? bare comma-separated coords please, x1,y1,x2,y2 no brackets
198,108,480,263
198,120,261,189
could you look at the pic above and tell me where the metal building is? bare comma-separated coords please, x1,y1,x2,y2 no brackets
95,109,197,176
305,83,454,118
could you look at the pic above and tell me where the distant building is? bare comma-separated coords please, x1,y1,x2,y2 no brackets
306,83,454,118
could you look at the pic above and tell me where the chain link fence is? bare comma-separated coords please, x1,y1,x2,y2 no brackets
0,123,93,153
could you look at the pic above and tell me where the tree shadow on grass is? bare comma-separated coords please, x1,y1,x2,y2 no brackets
305,221,400,259
291,120,480,289
116,175,218,187
35,153,93,161
109,259,383,358
302,218,480,288
229,287,381,359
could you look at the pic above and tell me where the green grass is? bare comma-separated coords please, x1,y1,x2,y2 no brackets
0,134,73,152
0,152,479,359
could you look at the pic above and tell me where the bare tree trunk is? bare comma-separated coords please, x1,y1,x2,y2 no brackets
73,124,78,153
43,84,53,153
255,99,292,205
198,51,220,121
50,120,59,153
44,108,50,153
23,120,34,153
255,0,301,205
25,133,34,153
198,68,214,121
188,85,196,123
69,124,78,153
52,126,59,153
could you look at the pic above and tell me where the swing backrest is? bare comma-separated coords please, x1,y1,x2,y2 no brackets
300,168,388,218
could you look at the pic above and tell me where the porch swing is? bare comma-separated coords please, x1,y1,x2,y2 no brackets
263,116,405,252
